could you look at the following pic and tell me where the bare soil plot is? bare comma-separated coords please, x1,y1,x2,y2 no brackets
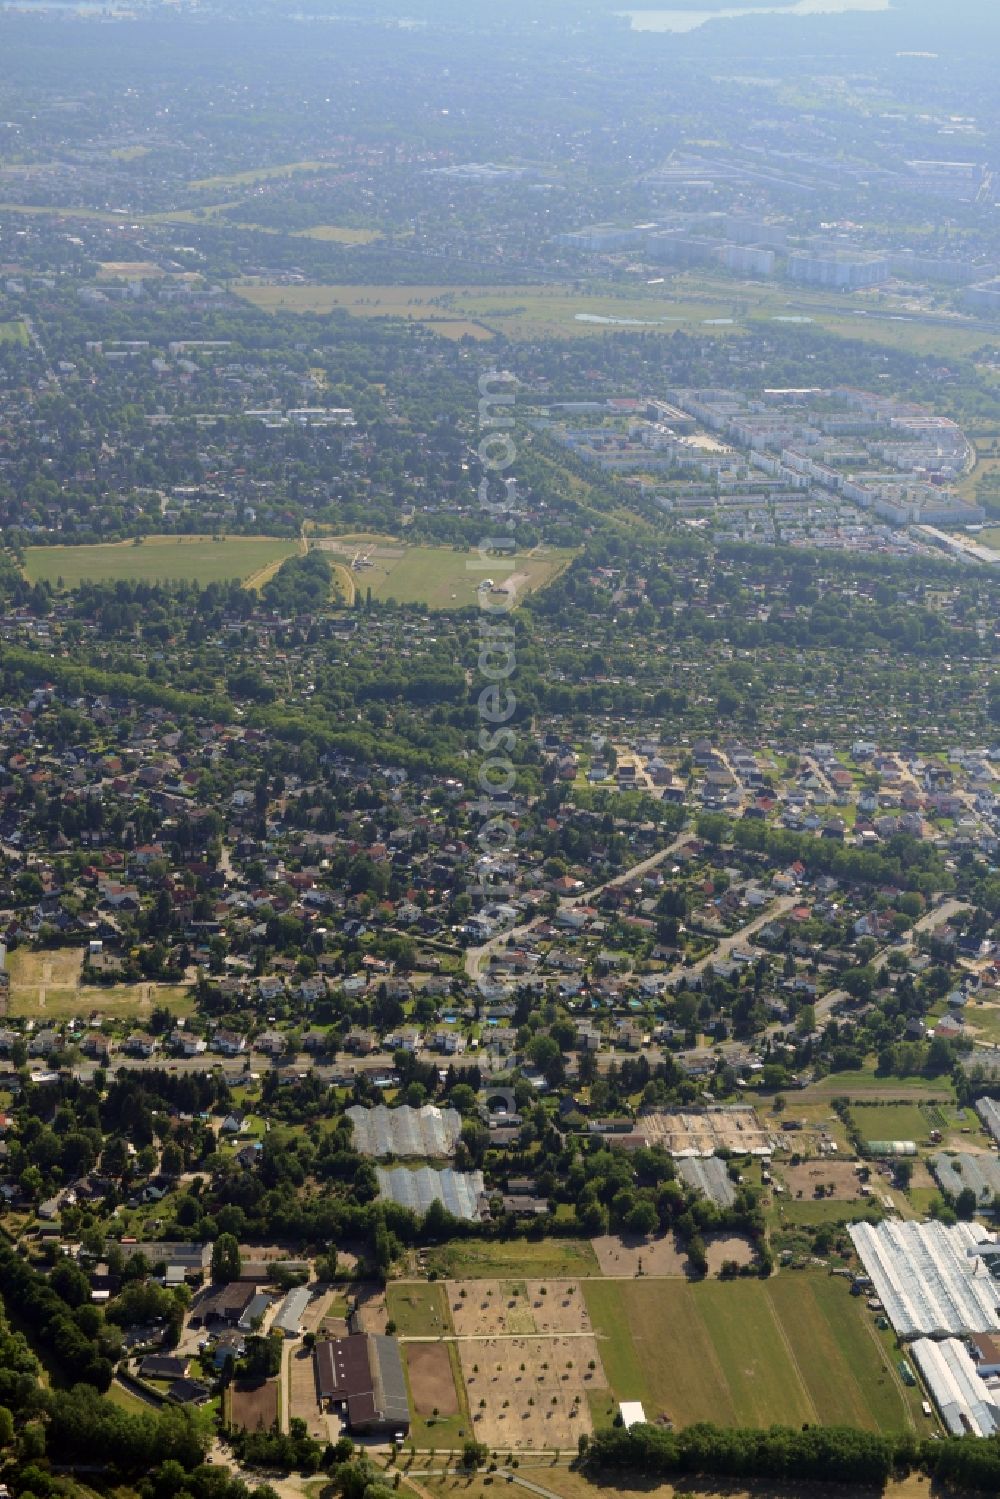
450,1279,592,1338
705,1235,755,1275
458,1333,605,1451
229,1377,278,1432
353,1284,388,1334
406,1342,460,1417
288,1344,326,1440
591,1231,689,1277
782,1159,867,1202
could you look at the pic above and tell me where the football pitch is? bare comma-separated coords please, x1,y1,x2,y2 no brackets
584,1272,919,1433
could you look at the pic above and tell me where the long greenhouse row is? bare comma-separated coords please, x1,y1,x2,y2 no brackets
911,1338,1000,1437
849,1221,1000,1339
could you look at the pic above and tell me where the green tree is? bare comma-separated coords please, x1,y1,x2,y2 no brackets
211,1232,242,1283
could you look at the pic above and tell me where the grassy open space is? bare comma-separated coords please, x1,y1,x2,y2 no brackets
24,534,298,590
797,1066,956,1103
850,1100,956,1145
6,947,193,1022
424,1238,600,1280
387,1281,453,1337
583,1272,916,1433
187,159,333,190
294,225,382,244
0,320,28,345
232,274,999,358
313,535,575,610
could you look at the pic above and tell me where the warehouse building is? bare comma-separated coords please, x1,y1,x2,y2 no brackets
911,1338,1000,1436
273,1285,311,1338
976,1096,1000,1145
850,1221,1000,1340
314,1335,410,1436
932,1151,1000,1208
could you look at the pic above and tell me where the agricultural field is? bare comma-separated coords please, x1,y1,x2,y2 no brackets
387,1281,453,1338
403,1341,470,1449
23,535,298,590
423,1238,600,1281
458,1332,605,1450
411,1469,950,1499
312,535,574,610
5,947,193,1022
227,1377,279,1433
583,1272,918,1433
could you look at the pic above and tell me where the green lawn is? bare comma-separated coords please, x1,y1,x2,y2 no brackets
424,1239,599,1280
852,1102,937,1145
584,1272,915,1433
24,534,298,590
387,1281,453,1337
0,320,28,345
770,1197,883,1228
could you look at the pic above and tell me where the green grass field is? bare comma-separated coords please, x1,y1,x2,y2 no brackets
24,534,298,589
387,1281,453,1337
584,1273,917,1433
424,1238,600,1280
0,320,28,345
771,1198,883,1228
851,1102,937,1144
314,535,575,610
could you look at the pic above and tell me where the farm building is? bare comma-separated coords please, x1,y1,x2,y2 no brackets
190,1282,258,1329
273,1285,311,1338
677,1153,737,1209
849,1221,1000,1340
314,1335,410,1436
911,1338,1000,1436
620,1401,647,1429
347,1103,461,1158
976,1096,1000,1145
932,1152,1000,1206
375,1165,486,1220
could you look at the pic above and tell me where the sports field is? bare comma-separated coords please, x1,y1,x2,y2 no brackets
584,1272,918,1433
313,535,574,610
23,534,298,589
0,320,28,345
